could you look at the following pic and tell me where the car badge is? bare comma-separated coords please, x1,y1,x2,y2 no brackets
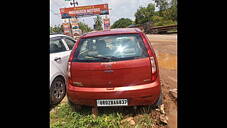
104,64,112,69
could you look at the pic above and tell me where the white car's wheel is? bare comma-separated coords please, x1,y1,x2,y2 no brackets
50,77,66,105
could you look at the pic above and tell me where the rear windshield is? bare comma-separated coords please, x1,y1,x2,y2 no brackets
73,34,148,62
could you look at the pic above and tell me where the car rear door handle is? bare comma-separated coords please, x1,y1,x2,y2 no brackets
54,57,61,61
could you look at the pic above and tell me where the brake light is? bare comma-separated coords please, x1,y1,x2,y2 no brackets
67,39,80,85
140,33,158,82
150,57,157,73
67,62,73,85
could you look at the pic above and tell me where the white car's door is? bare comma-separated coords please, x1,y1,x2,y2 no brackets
50,38,71,81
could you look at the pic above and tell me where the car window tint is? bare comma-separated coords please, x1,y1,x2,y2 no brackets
64,38,75,50
50,39,66,53
73,34,148,62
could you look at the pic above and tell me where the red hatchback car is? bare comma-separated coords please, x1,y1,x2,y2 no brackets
67,28,162,108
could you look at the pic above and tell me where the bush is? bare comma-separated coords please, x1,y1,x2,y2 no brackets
111,18,133,29
154,19,176,26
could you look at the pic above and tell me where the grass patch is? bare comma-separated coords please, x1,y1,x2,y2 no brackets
50,103,123,128
50,103,155,128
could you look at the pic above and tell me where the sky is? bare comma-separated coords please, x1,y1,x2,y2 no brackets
50,0,155,28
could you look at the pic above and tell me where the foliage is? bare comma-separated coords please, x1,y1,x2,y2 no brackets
50,25,63,34
135,4,156,25
78,22,92,34
154,0,177,21
111,18,133,29
154,0,170,11
134,0,177,27
151,15,176,26
169,0,177,21
94,15,103,30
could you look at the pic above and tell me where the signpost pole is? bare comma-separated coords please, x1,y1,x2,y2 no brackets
69,0,78,38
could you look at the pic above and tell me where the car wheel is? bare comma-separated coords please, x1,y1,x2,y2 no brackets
50,77,66,105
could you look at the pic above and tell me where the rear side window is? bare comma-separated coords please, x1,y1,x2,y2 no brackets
50,39,66,53
73,34,148,62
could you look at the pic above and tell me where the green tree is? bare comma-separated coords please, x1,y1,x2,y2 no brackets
154,0,169,11
78,22,92,34
134,1,177,27
169,0,177,21
135,3,156,25
111,18,133,29
94,15,103,30
152,15,175,26
154,0,177,21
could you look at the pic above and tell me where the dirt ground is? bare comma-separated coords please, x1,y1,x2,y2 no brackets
147,34,177,128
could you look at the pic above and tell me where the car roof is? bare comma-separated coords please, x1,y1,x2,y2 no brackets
50,34,67,38
50,34,76,40
81,28,142,38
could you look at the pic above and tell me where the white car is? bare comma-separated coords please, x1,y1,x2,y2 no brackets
50,34,76,105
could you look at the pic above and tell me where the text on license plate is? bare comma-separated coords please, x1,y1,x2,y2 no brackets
97,99,128,106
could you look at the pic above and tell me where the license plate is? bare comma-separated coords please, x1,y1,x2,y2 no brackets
97,99,128,107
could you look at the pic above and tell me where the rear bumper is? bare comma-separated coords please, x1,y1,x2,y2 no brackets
67,78,161,107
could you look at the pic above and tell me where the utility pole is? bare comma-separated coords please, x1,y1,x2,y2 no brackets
68,0,78,37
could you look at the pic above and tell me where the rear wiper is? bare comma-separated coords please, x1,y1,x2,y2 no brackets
106,56,141,59
86,55,111,60
104,56,121,60
86,55,127,61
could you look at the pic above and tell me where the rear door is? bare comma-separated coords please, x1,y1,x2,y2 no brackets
71,33,152,88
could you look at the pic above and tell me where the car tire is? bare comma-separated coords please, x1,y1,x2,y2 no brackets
50,77,66,106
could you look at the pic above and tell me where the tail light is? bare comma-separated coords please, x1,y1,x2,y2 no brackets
150,56,158,81
67,39,80,85
150,57,157,73
140,33,158,82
